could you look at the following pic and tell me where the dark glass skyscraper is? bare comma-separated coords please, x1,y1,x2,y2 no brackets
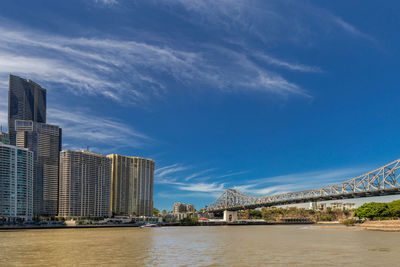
8,74,46,146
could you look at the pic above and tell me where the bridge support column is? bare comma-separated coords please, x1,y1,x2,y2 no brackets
223,210,238,222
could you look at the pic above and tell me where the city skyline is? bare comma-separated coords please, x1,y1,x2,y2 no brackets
1,1,400,211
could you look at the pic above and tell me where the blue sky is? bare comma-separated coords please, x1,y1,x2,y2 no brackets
1,0,400,211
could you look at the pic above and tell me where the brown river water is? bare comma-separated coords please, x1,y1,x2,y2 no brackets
0,225,399,266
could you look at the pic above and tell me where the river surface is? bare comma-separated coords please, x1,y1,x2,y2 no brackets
0,225,399,266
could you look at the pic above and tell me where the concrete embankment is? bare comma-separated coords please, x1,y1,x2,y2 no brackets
358,220,400,232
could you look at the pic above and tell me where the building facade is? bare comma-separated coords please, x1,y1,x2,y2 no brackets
59,150,111,218
173,203,195,213
0,142,33,220
0,130,9,145
107,154,155,217
8,75,46,146
15,120,61,216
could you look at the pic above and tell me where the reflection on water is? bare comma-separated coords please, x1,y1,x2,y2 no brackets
1,225,399,266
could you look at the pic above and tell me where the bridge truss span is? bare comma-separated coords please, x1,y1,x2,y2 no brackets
207,158,400,212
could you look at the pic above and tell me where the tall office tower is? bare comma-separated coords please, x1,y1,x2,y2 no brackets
8,74,46,146
15,120,62,216
59,150,111,218
0,142,33,220
107,154,155,217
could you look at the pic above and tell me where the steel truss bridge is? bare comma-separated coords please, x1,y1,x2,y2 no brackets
207,159,400,212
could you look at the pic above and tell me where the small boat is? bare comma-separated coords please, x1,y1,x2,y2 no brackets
140,223,160,228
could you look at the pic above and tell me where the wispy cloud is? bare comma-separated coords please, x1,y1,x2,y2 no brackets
257,54,322,73
184,168,215,181
154,164,190,178
0,17,314,103
47,107,151,149
330,16,375,43
167,0,375,44
94,0,118,6
177,182,225,193
233,167,367,197
154,163,370,204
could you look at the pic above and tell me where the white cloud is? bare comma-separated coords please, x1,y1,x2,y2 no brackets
154,164,189,178
47,107,151,149
0,22,312,102
94,0,118,6
215,170,250,179
177,182,225,193
330,16,375,43
257,54,322,73
184,168,215,181
164,0,377,61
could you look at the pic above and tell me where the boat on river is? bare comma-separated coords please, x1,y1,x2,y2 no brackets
140,224,160,228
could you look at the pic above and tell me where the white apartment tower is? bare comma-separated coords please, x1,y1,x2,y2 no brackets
0,141,33,220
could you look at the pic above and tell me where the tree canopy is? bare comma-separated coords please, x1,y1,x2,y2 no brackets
354,201,400,219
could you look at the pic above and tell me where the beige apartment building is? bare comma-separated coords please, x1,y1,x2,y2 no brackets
58,150,111,218
173,203,195,213
107,154,155,217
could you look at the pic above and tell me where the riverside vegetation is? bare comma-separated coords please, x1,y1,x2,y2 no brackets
354,200,400,220
239,207,354,222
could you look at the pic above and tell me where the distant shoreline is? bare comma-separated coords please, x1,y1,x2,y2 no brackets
2,220,400,231
0,221,314,230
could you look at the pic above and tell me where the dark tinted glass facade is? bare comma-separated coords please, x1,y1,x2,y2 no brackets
8,75,46,145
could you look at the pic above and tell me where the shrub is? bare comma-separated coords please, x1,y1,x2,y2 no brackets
342,219,357,226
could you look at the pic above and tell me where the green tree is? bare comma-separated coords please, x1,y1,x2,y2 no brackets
153,208,160,216
250,209,262,219
180,217,198,226
354,202,389,219
387,200,400,218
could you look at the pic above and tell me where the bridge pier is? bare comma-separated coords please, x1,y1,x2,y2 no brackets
223,210,238,222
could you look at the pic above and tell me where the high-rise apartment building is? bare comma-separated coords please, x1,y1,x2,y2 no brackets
0,142,33,220
8,75,46,146
15,120,61,216
59,150,111,218
107,154,155,217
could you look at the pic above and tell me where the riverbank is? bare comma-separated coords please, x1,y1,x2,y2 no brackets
2,220,400,231
312,220,400,232
357,220,400,231
0,220,315,230
0,224,141,230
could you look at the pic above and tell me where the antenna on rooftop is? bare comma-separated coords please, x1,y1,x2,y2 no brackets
86,145,90,152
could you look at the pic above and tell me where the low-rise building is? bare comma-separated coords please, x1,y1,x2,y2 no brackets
330,202,355,210
342,203,356,210
330,202,343,210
